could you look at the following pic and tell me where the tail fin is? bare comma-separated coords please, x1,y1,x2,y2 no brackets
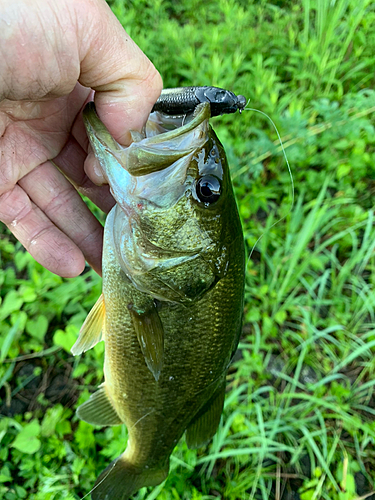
91,454,169,500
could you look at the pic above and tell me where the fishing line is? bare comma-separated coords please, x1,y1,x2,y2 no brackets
129,409,155,431
79,460,118,500
241,104,294,268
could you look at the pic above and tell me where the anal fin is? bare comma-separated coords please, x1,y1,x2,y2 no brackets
71,293,105,355
76,384,122,426
186,380,226,449
128,301,164,382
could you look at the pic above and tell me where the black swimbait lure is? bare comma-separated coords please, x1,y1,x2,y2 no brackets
152,86,247,117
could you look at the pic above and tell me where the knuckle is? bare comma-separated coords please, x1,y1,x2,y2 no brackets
0,165,15,194
142,62,163,101
43,185,77,217
0,150,16,197
0,186,31,226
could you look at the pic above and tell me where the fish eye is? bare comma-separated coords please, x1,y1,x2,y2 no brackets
195,175,221,205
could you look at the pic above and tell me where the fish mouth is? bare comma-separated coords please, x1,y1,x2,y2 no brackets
82,101,211,211
83,101,210,176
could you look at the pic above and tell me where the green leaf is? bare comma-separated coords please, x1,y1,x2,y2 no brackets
41,405,70,438
26,315,49,341
53,325,78,353
337,163,351,179
300,490,315,500
75,421,96,450
15,485,27,498
19,286,37,303
0,362,15,389
0,291,23,322
246,309,261,322
0,466,11,484
14,250,32,271
274,309,287,325
72,363,89,378
0,318,21,362
11,420,41,454
56,419,72,437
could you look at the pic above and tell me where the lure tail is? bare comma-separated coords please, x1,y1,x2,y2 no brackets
91,453,169,500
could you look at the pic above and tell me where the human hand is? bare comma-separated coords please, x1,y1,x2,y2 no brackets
0,0,162,277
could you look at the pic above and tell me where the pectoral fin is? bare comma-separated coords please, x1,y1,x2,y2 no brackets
71,294,105,356
186,380,226,449
76,384,122,426
128,302,164,382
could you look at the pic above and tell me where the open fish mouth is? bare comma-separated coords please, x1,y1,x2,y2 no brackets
83,101,210,175
82,101,213,215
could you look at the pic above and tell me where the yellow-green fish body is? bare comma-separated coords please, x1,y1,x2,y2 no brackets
72,99,245,499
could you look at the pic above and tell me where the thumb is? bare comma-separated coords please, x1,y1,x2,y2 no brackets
76,0,162,145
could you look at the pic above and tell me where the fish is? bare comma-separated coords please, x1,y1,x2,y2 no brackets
72,88,245,500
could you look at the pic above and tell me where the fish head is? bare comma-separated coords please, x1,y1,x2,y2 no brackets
83,102,243,304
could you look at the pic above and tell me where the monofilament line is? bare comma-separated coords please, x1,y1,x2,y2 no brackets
79,460,118,500
242,105,295,267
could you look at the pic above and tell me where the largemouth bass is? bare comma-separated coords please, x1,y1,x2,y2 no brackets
72,89,245,499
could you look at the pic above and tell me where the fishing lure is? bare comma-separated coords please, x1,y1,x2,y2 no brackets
152,86,247,117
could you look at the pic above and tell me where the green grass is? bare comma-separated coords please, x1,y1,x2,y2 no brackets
2,0,375,499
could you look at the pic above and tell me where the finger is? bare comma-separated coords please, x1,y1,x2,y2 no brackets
68,90,111,188
83,148,108,187
18,161,104,275
0,185,85,278
75,0,163,145
52,135,115,214
0,84,89,194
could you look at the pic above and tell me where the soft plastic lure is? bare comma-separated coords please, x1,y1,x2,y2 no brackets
152,86,246,117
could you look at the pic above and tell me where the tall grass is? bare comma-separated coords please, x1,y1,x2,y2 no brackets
301,0,373,96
